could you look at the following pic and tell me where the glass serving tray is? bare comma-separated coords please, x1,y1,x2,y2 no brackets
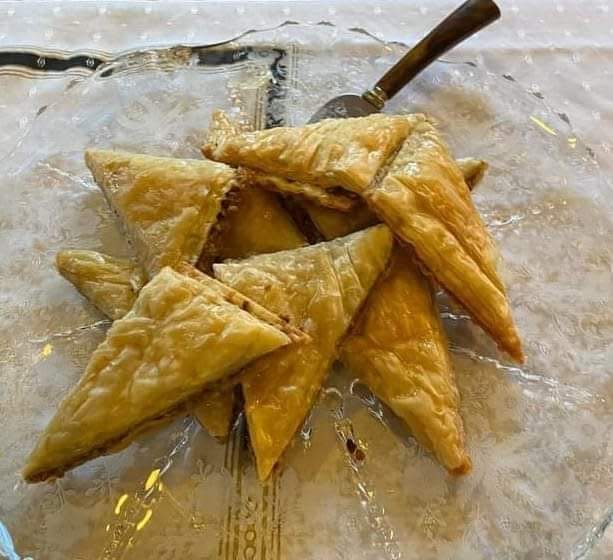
0,22,612,560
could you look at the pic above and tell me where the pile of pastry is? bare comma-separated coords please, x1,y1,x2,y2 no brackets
23,111,523,484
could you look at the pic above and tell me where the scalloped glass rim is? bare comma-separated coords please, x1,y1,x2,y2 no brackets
3,21,600,163
1,21,611,560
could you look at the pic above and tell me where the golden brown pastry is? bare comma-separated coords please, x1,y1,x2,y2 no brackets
82,150,303,437
456,157,489,191
303,157,487,241
203,109,411,192
55,250,234,436
341,247,471,474
203,112,522,361
85,149,239,277
23,266,294,483
175,263,306,345
304,199,378,241
215,186,307,260
197,185,309,437
54,249,306,441
214,225,393,480
55,251,239,435
304,161,487,473
189,385,236,441
56,249,146,320
238,168,355,212
365,117,523,361
56,251,140,320
203,110,354,211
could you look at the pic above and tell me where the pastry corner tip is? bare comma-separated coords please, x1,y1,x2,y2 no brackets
512,348,526,365
21,466,34,484
84,147,118,170
21,463,45,484
83,147,108,173
505,337,525,364
55,250,68,269
449,456,472,476
83,147,99,164
256,460,276,482
200,143,212,159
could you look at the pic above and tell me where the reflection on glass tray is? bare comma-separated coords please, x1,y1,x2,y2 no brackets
0,22,611,560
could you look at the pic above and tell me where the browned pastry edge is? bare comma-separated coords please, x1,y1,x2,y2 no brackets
278,197,325,245
363,121,523,363
190,382,242,443
175,263,309,345
337,246,473,475
238,168,357,212
450,459,472,476
395,237,524,363
24,404,188,483
196,183,245,273
459,158,489,191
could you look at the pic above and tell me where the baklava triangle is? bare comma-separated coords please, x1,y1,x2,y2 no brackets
214,225,393,479
24,266,294,482
85,149,240,277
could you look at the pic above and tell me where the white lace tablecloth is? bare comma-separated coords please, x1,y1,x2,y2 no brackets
1,1,611,557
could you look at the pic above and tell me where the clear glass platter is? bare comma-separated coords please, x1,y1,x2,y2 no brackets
1,22,612,560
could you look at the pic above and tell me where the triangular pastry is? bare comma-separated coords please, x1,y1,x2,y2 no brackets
85,149,240,277
203,112,522,362
214,225,393,480
54,249,245,438
203,110,354,211
341,247,471,474
56,249,146,320
302,160,487,474
23,266,295,483
203,110,411,193
56,250,240,437
364,117,522,361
